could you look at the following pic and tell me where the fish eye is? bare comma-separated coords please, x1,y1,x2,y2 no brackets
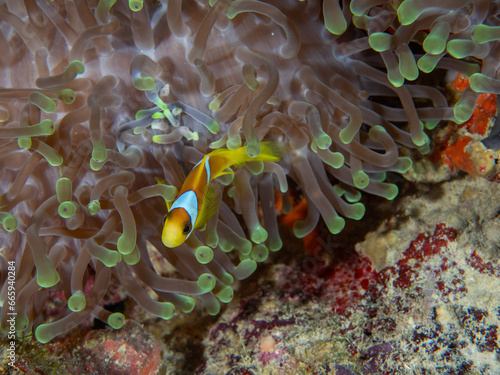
183,225,190,233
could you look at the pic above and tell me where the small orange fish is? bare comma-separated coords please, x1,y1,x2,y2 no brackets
161,142,282,247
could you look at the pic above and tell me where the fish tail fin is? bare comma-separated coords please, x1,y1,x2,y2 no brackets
253,141,283,162
208,142,283,179
228,142,283,164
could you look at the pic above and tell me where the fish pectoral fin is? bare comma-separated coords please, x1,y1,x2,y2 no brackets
195,184,220,228
216,167,235,177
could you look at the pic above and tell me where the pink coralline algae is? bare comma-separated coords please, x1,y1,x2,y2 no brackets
375,223,458,291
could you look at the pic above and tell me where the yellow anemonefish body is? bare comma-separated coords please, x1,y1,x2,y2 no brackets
161,142,282,247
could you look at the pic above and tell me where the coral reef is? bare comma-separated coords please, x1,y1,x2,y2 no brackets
406,72,500,183
194,176,500,374
1,0,500,349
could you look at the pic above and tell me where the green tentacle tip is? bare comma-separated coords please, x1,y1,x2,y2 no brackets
18,137,31,149
383,184,399,200
206,301,220,316
38,119,56,136
56,177,72,202
246,161,264,175
234,259,257,280
227,138,242,151
30,92,56,113
216,286,234,303
41,146,63,167
469,73,499,94
418,142,431,155
454,97,475,123
353,170,369,189
397,0,422,25
446,39,476,59
417,54,440,74
87,200,101,215
209,96,221,111
411,126,429,147
237,239,252,255
101,251,122,267
251,244,269,262
117,235,135,255
91,143,107,163
135,109,151,119
368,125,386,140
326,216,345,235
339,127,356,144
269,237,283,252
209,136,227,149
158,302,175,320
218,173,234,186
186,130,199,141
90,160,104,172
424,119,440,130
197,273,216,292
97,0,118,20
423,25,448,55
321,150,344,168
68,60,85,76
472,24,500,44
108,313,125,329
177,296,196,313
57,89,76,104
315,133,332,150
394,157,413,173
347,202,365,220
207,120,220,134
388,68,404,88
250,225,268,244
219,238,234,252
1,213,17,232
324,6,346,35
16,314,29,332
58,201,76,218
333,184,344,197
218,270,234,286
345,189,362,203
399,54,419,81
196,246,214,264
36,266,60,288
123,245,141,265
246,142,261,158
368,32,392,52
35,324,54,344
133,77,156,91
129,0,143,11
68,291,86,312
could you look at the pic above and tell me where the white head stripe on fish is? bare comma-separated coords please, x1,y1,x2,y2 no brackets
205,156,211,183
169,190,198,230
193,156,211,184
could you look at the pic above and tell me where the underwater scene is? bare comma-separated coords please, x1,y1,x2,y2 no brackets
1,0,500,373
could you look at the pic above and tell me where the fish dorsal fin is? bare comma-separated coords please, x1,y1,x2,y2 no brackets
195,184,220,229
155,177,173,210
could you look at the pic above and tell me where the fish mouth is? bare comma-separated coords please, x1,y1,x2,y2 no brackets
162,238,180,248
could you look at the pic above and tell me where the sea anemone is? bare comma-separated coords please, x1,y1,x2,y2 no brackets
0,0,497,343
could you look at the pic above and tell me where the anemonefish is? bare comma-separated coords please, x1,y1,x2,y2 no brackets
160,142,282,248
